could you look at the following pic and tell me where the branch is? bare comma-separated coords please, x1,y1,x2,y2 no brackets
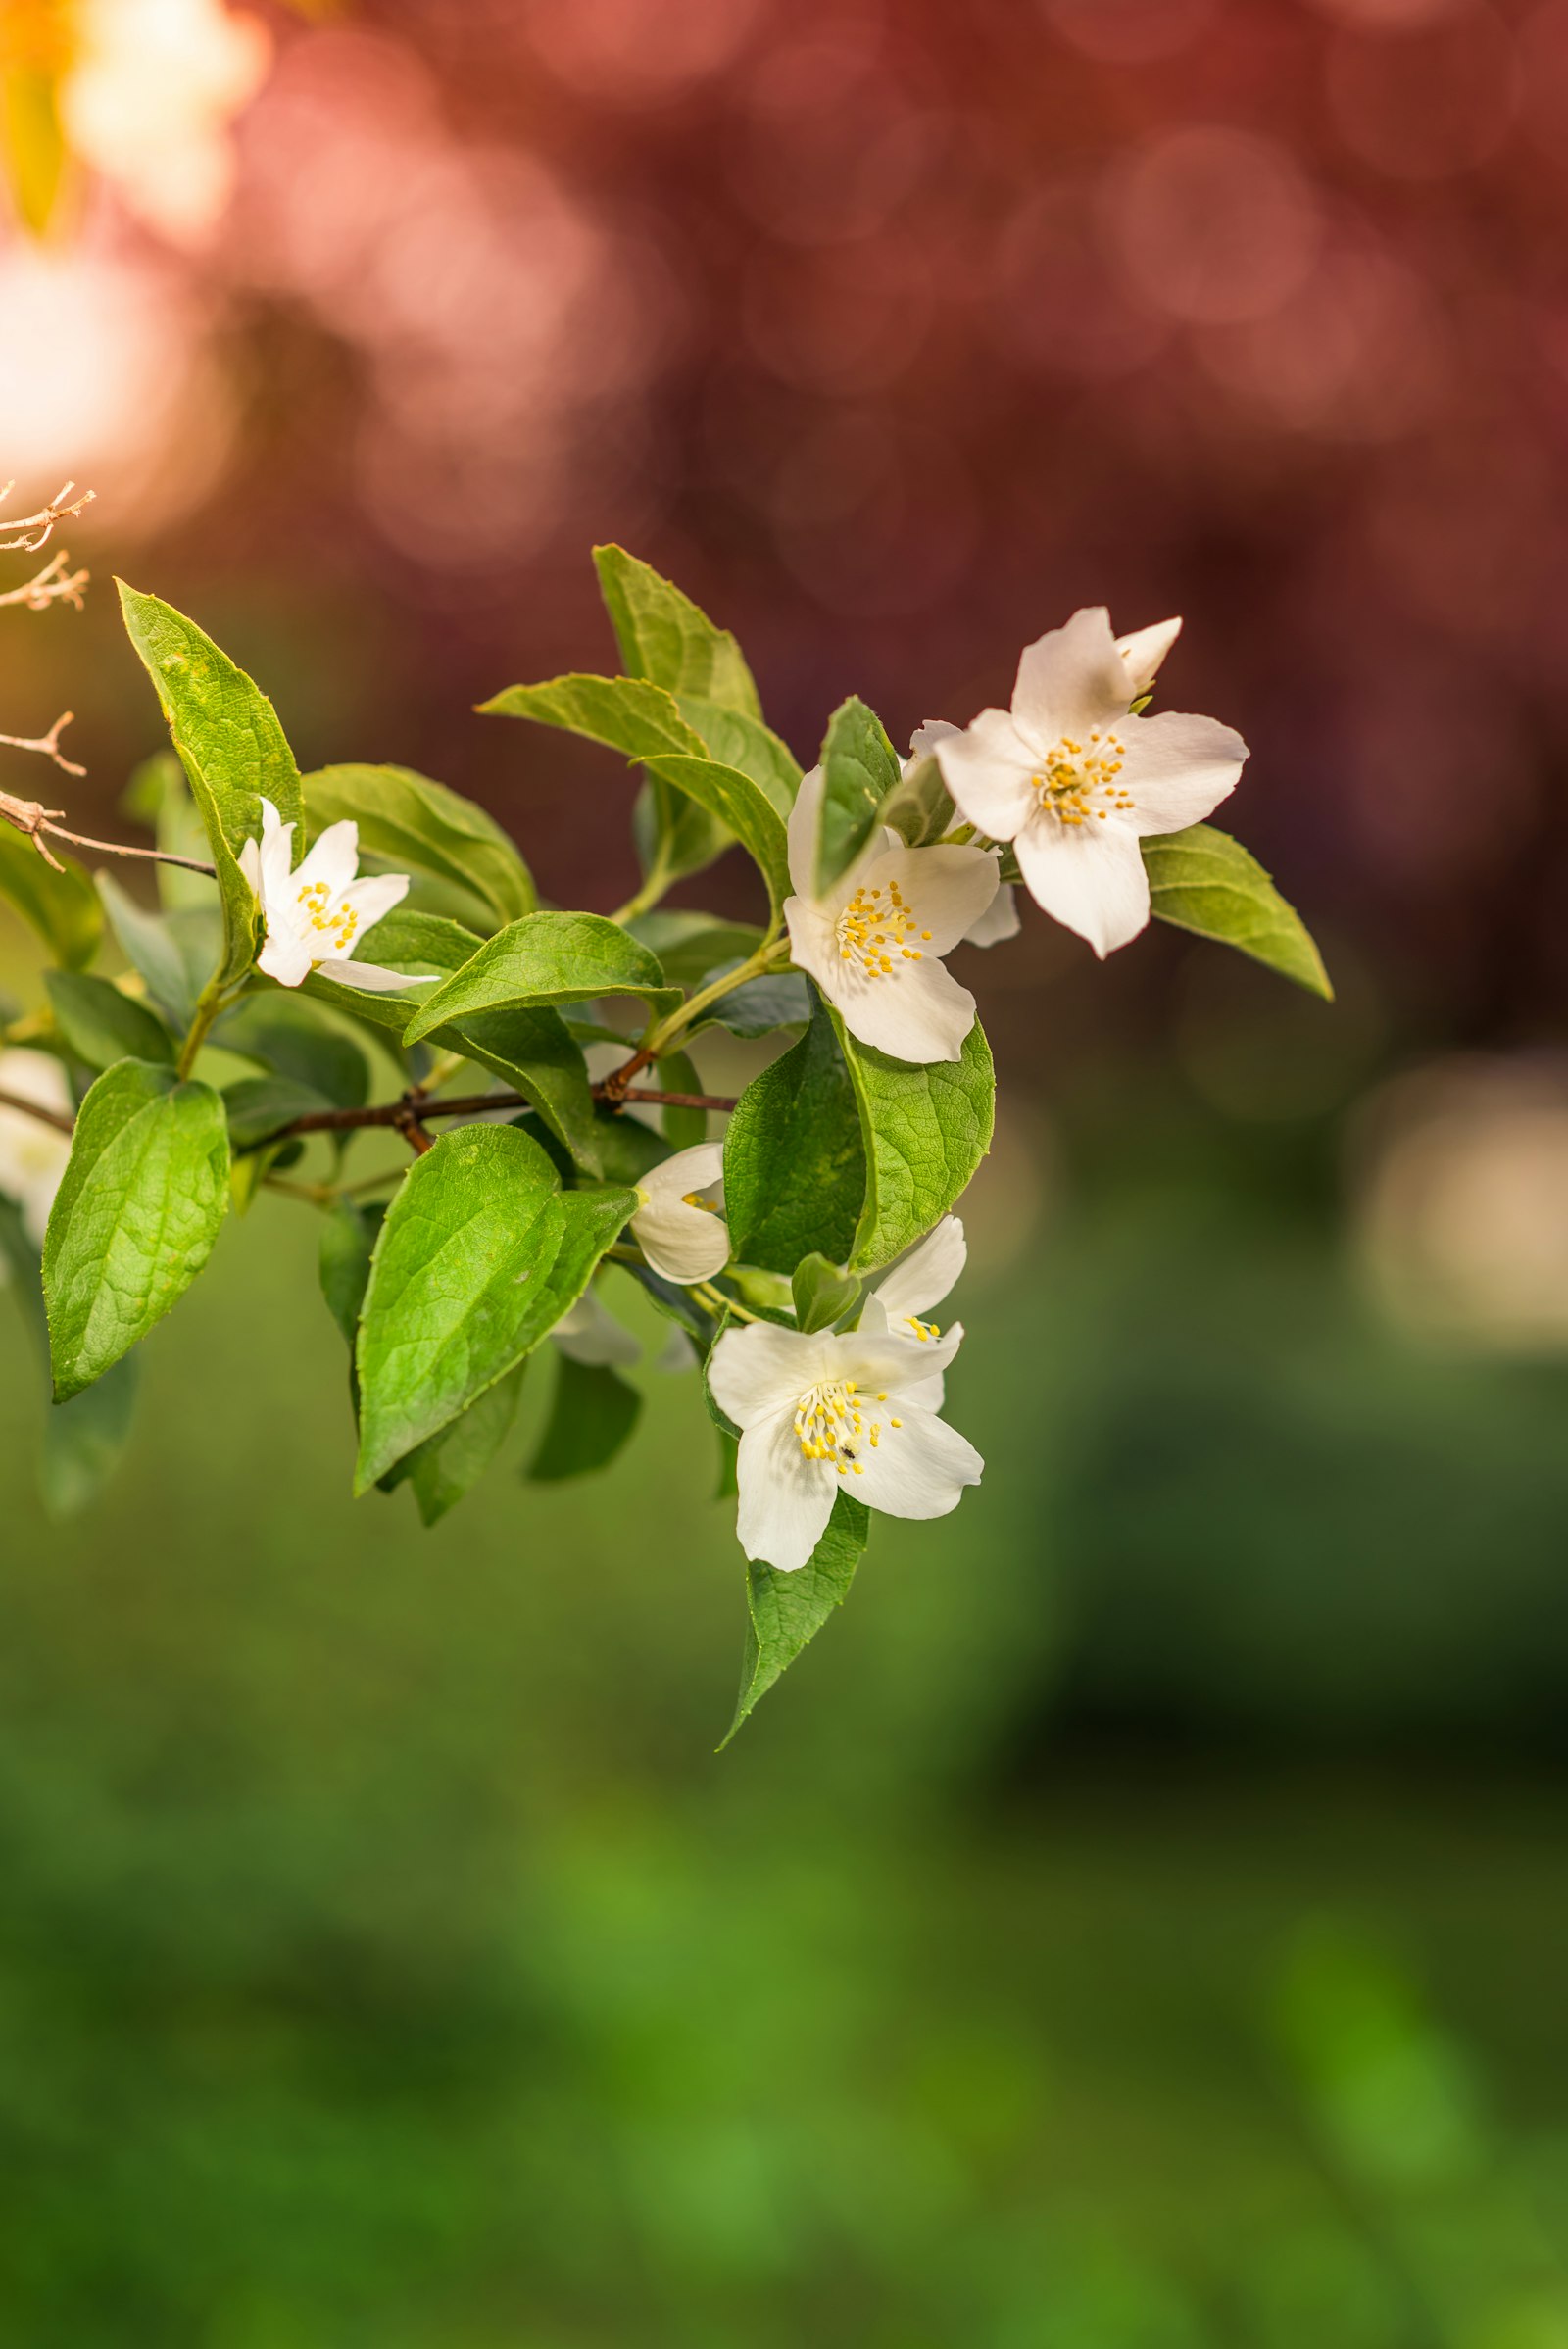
262,1082,738,1146
0,1083,74,1136
0,480,95,556
0,548,88,613
0,782,216,876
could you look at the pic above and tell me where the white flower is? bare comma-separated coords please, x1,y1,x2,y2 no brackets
932,606,1246,958
631,1142,729,1284
238,798,419,993
783,765,1000,1062
0,1050,74,1248
708,1314,983,1572
905,722,1020,951
550,1287,641,1367
858,1214,966,1412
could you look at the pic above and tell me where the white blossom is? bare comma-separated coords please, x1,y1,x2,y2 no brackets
238,798,419,993
631,1142,728,1284
905,722,1020,950
0,1050,73,1248
858,1214,966,1412
783,764,1000,1062
708,1312,983,1572
931,607,1244,958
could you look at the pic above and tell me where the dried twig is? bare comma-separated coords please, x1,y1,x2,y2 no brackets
0,783,217,876
0,713,85,787
0,548,89,613
0,480,95,557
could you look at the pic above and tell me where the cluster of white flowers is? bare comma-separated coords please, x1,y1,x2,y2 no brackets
211,607,1245,1576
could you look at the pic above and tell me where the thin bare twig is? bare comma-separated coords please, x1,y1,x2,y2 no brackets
0,480,95,557
0,1084,74,1136
0,713,85,790
262,1082,738,1147
0,548,88,613
0,784,217,876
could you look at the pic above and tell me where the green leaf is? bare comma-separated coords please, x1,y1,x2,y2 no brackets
408,1361,526,1526
121,751,214,912
721,1492,869,1745
815,696,900,895
478,672,708,762
355,1124,564,1489
403,912,680,1044
639,754,791,923
0,825,101,969
1143,822,1333,1000
674,697,800,816
685,958,810,1041
791,1252,859,1334
626,911,762,986
117,584,302,989
216,995,369,1107
0,1199,137,1518
42,1058,229,1400
303,763,535,935
723,992,865,1275
319,1196,379,1346
295,910,602,1175
96,873,209,1031
835,1012,994,1272
592,544,762,718
527,1353,642,1483
877,750,956,850
44,970,173,1071
631,774,732,890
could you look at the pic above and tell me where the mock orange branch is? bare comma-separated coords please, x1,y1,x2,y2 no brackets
0,479,95,556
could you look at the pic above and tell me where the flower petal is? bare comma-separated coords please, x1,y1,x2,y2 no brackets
642,1141,725,1202
933,709,1039,841
1116,616,1182,698
906,718,960,762
828,1324,965,1391
258,931,315,988
291,818,361,901
709,1320,827,1429
323,958,428,992
870,1214,966,1323
857,843,1000,958
786,761,825,900
841,1400,983,1520
963,878,1020,947
1014,812,1151,957
735,1405,839,1571
1011,607,1131,747
831,950,977,1063
631,1194,729,1283
338,870,411,932
783,890,844,1003
1116,710,1248,836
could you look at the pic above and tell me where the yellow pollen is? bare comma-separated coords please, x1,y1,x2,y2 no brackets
1030,731,1136,828
835,875,931,982
794,1379,873,1471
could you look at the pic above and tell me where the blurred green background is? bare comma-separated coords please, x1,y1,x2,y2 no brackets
5,0,1568,2339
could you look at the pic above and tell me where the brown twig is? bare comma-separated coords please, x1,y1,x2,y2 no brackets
263,1083,737,1146
0,715,85,792
0,480,95,557
0,784,216,875
0,1083,74,1136
0,548,88,613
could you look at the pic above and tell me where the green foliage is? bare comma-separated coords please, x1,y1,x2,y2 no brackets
672,698,800,813
42,1058,229,1400
217,995,370,1107
353,1122,637,1490
836,1013,996,1271
592,542,762,717
0,825,101,969
528,1352,642,1483
878,749,956,849
627,911,762,985
1144,823,1333,1000
0,1198,137,1516
407,1361,527,1526
96,871,210,1030
304,762,536,933
723,994,865,1275
791,1252,860,1334
480,671,708,762
117,584,302,990
44,970,173,1071
404,911,681,1042
722,1492,870,1743
815,696,901,894
639,752,792,923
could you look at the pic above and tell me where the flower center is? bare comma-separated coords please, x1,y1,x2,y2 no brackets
297,880,360,952
1032,732,1135,827
835,878,934,979
794,1378,902,1474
